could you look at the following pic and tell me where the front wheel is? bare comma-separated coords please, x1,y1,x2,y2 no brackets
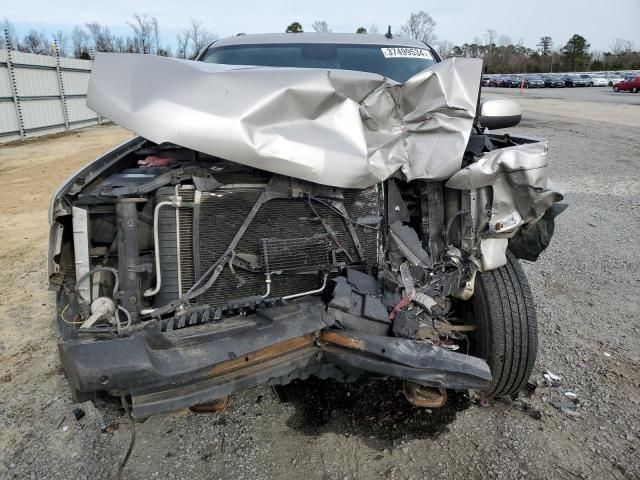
469,251,538,398
632,87,638,93
614,86,620,92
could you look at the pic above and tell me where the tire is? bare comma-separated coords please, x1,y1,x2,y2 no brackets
632,87,638,93
470,251,538,398
614,86,619,92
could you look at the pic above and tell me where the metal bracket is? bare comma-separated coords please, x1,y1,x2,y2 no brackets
330,200,365,262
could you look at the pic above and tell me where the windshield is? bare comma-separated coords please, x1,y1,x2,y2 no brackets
201,43,437,83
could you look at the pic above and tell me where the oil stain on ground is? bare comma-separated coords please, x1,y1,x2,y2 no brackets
274,377,470,450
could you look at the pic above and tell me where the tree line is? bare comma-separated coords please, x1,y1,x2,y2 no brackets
2,13,639,72
1,16,215,59
441,32,640,73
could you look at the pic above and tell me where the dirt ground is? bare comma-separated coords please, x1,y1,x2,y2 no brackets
0,98,639,480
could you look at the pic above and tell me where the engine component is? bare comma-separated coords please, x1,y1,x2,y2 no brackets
261,235,332,274
153,182,381,317
403,381,447,408
72,206,91,303
116,200,142,322
80,297,116,329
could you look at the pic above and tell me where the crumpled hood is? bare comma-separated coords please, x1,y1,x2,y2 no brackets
87,53,482,189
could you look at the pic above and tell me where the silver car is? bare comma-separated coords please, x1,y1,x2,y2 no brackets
49,33,565,421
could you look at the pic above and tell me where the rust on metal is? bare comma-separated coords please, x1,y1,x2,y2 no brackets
403,381,447,408
189,395,231,414
209,334,315,377
320,330,367,350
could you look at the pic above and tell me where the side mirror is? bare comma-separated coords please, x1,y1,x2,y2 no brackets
479,98,522,130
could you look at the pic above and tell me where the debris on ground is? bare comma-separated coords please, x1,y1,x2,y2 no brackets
523,382,537,397
543,370,562,387
72,408,85,421
550,397,580,417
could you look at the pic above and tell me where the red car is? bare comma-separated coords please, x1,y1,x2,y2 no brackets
613,76,640,93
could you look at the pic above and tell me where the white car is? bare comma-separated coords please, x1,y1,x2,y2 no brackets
606,74,625,86
590,75,610,87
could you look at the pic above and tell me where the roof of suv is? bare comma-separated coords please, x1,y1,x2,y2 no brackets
209,33,431,48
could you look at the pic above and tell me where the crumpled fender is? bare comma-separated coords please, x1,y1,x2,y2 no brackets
446,137,564,235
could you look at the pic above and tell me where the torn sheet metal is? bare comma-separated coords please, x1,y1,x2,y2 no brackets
87,54,482,189
446,137,564,235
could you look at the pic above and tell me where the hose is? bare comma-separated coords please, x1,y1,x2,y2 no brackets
282,273,329,300
116,393,136,480
75,266,119,299
144,200,174,297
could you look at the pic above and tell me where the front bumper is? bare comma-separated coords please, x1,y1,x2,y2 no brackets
59,301,491,419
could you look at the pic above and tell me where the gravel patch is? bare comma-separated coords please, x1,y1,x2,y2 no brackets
0,109,638,479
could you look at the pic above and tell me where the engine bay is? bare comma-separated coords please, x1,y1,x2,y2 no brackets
52,131,560,337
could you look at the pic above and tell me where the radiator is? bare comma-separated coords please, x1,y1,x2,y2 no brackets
154,182,381,310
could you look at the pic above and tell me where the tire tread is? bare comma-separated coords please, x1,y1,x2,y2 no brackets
475,251,538,397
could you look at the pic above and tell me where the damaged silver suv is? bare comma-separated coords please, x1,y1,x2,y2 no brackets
49,33,564,419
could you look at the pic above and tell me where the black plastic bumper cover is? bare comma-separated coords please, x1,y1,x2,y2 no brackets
58,302,491,419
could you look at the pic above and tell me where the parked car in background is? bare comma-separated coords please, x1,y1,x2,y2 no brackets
501,76,515,87
524,75,545,88
508,75,524,87
606,74,625,86
543,75,565,87
613,76,640,93
563,75,588,87
481,76,493,87
578,74,594,86
589,75,609,87
492,76,508,87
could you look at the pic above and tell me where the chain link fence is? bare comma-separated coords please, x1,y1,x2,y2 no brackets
1,29,102,143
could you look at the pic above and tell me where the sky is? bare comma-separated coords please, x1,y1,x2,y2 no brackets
3,0,640,52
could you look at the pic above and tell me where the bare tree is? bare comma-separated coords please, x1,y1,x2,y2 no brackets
71,26,90,59
85,22,114,52
312,20,330,33
152,17,160,54
611,38,634,55
185,18,216,57
22,30,49,54
113,36,127,53
497,35,512,47
52,30,69,56
127,14,157,54
399,11,437,43
176,32,190,59
368,23,380,35
435,40,454,58
484,29,497,48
